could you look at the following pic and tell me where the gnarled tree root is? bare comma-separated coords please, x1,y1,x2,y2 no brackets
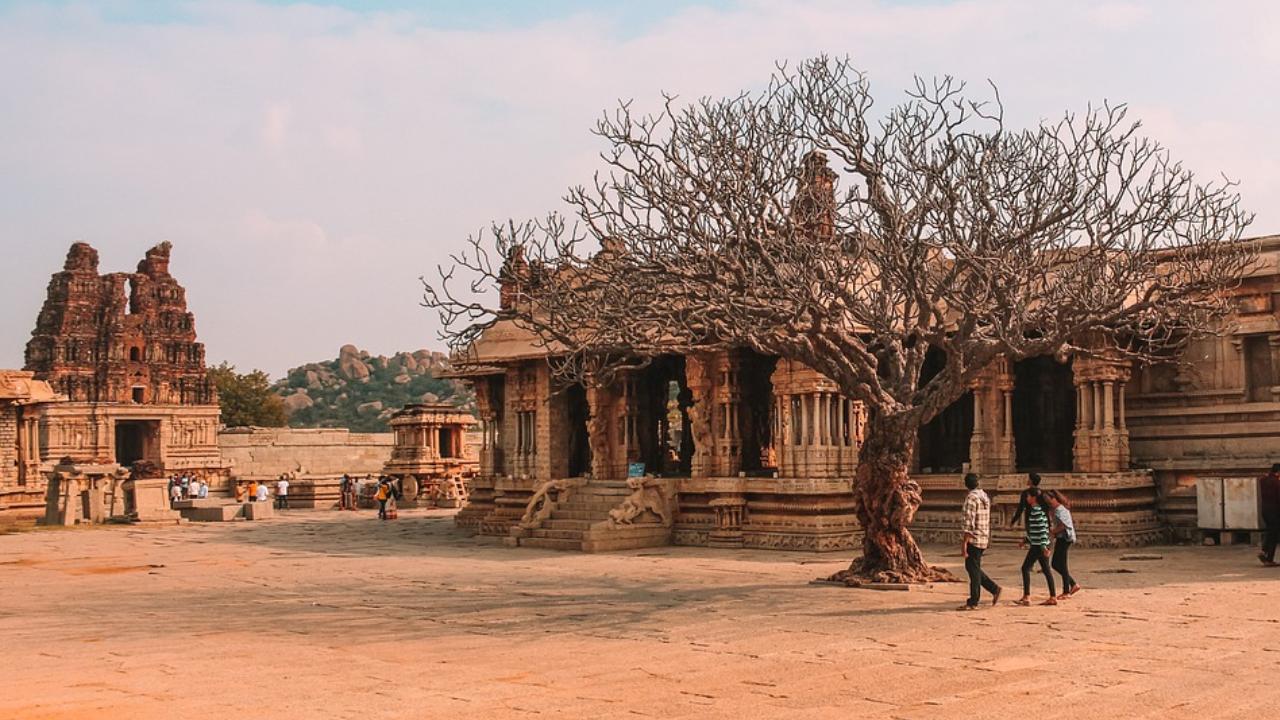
823,556,960,586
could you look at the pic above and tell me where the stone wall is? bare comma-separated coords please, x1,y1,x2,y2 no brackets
219,427,392,480
0,405,17,490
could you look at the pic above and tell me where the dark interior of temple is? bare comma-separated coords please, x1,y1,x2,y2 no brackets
1013,356,1076,472
916,348,973,473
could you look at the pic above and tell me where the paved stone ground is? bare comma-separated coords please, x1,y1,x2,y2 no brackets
1,510,1278,719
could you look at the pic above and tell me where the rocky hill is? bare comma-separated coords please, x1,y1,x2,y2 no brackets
274,345,474,432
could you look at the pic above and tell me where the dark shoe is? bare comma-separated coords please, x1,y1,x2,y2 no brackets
956,604,978,611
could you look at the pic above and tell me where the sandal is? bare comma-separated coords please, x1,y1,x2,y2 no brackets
1041,597,1058,606
1067,584,1082,596
955,604,977,611
1014,597,1031,606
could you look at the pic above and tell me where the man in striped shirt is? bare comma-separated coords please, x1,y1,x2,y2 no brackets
1016,488,1057,605
959,473,1002,610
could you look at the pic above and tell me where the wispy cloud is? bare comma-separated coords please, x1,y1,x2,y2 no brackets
1,0,1275,376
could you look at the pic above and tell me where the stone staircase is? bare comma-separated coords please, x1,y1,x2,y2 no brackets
518,479,672,553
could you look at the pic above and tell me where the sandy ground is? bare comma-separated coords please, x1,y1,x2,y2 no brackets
1,510,1278,720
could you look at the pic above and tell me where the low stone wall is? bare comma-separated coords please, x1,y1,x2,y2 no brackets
912,471,1167,548
219,427,391,479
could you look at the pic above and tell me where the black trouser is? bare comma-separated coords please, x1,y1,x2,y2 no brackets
1262,514,1280,562
1021,545,1056,597
965,546,1000,606
378,499,387,519
277,495,288,509
1052,538,1075,592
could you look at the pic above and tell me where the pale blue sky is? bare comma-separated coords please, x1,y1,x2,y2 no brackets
1,0,1277,377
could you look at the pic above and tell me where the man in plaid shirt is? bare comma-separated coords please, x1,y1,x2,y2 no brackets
959,472,1002,610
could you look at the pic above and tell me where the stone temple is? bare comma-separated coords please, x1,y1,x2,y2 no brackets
449,236,1280,552
13,242,226,519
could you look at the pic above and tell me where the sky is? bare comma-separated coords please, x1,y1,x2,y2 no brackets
1,0,1277,378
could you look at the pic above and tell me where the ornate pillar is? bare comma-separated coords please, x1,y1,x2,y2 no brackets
1072,356,1131,472
968,357,1014,475
685,354,714,479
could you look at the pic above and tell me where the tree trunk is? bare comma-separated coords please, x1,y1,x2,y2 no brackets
828,414,958,585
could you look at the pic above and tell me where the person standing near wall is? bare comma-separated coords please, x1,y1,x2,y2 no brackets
276,474,290,510
1258,463,1280,567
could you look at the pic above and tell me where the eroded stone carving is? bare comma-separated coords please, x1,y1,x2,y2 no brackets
518,478,582,530
602,476,673,528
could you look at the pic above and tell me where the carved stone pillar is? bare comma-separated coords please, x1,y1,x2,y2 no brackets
968,357,1014,474
685,354,714,479
711,353,743,477
1072,356,1131,472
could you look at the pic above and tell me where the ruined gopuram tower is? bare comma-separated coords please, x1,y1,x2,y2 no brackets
25,242,216,406
22,242,225,483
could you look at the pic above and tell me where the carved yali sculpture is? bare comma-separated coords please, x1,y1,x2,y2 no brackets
519,478,582,529
602,477,672,528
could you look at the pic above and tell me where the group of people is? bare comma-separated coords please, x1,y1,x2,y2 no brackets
167,474,209,505
338,474,402,520
959,472,1080,610
231,475,290,508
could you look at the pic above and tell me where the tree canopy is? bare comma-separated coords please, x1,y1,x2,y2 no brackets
424,56,1253,581
210,363,288,428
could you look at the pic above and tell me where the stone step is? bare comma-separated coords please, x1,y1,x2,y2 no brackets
529,528,585,540
557,499,622,510
520,537,583,551
545,507,614,517
543,518,592,530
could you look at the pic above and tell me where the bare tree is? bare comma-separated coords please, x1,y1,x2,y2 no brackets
425,56,1253,582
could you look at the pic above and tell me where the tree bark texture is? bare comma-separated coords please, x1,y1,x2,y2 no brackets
828,416,958,584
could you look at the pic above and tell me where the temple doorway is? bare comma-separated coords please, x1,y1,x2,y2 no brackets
739,351,778,474
1013,356,1075,472
565,383,591,478
114,420,159,467
916,348,973,473
636,355,693,477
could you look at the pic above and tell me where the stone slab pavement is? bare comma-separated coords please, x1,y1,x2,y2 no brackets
1,510,1278,719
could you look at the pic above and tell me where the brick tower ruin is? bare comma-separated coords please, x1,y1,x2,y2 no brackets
25,242,216,406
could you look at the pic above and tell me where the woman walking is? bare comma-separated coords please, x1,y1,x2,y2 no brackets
1046,490,1081,598
1015,488,1057,606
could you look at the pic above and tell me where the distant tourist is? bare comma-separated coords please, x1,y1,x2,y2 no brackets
375,479,390,520
169,480,182,506
197,478,209,499
1258,463,1280,567
1046,490,1080,598
958,472,1001,610
256,481,269,504
247,480,260,502
276,475,290,510
339,474,351,510
1007,472,1043,529
233,481,246,503
1015,488,1057,606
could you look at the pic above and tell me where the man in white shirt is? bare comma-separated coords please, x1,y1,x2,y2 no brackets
276,475,290,510
256,482,269,504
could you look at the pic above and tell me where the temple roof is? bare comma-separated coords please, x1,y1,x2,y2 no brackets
0,370,64,404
